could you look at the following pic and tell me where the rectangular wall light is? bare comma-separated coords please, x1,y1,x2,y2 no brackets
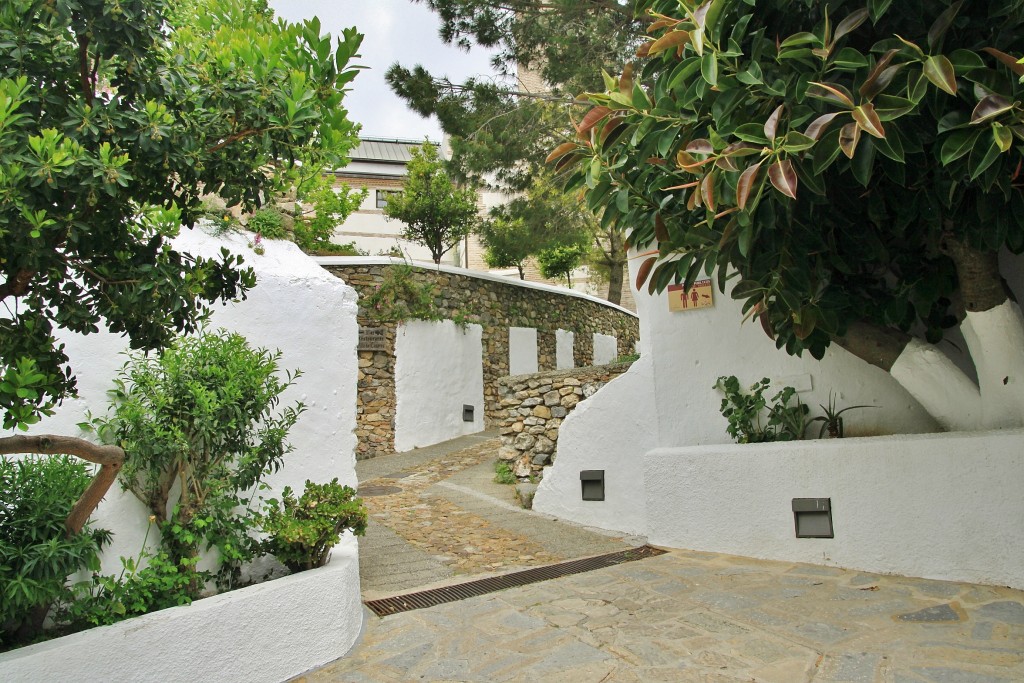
792,498,833,538
463,404,475,422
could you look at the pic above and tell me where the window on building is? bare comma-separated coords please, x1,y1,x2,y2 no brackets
376,189,401,209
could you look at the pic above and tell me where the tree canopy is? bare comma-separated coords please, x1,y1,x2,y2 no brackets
0,0,362,430
383,142,479,264
559,0,1024,430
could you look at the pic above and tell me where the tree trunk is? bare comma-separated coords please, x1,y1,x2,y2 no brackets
945,237,1024,428
605,229,625,305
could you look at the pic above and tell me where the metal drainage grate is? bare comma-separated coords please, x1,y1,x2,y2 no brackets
364,545,667,617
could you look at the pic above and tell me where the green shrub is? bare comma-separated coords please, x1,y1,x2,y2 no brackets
260,479,367,573
714,376,808,443
88,329,305,595
247,207,287,240
493,460,516,485
0,456,110,648
365,264,441,323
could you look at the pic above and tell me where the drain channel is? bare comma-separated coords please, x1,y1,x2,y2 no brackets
364,545,666,617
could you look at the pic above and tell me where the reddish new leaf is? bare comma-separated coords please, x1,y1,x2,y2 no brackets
852,102,886,138
649,30,691,56
859,49,900,98
768,158,798,199
737,162,762,209
546,142,578,164
971,94,1014,124
839,122,861,158
807,81,855,108
685,138,714,154
764,104,784,139
804,112,843,140
981,47,1024,76
636,256,657,289
576,106,611,139
654,213,669,242
619,63,635,95
701,172,716,211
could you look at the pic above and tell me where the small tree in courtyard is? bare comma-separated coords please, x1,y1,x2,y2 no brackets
383,142,479,264
558,0,1024,431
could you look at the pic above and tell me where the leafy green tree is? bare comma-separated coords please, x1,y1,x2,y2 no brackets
0,0,362,430
387,2,646,302
90,330,304,596
477,213,534,279
537,242,590,288
294,175,368,253
561,0,1024,430
383,142,480,264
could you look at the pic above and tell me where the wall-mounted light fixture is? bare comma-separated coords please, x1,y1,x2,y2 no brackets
792,498,833,538
580,470,605,501
463,405,475,422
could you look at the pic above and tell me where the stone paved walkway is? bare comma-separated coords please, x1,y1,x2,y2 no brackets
297,433,1024,682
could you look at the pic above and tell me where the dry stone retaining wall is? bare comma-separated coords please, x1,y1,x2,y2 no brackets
496,363,633,479
320,258,639,459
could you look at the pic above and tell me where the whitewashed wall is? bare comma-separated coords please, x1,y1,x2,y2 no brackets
645,430,1024,589
555,329,575,370
592,333,618,365
394,320,484,451
508,326,539,376
0,227,364,676
0,544,361,683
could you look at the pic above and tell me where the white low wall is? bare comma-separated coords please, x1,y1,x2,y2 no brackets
394,320,484,451
645,429,1024,588
0,541,362,683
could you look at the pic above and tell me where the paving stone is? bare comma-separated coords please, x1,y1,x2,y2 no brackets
898,603,963,623
977,600,1024,624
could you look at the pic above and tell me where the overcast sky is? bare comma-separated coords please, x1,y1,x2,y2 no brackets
268,0,499,142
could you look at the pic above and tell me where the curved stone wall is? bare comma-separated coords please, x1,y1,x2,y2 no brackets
319,258,640,459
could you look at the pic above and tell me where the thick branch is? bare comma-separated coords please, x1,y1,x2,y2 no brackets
0,268,34,301
832,320,912,372
944,237,1006,313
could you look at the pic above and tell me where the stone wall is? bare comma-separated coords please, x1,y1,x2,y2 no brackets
319,258,639,459
496,363,633,478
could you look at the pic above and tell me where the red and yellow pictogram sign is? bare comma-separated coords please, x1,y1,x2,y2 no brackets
667,279,714,312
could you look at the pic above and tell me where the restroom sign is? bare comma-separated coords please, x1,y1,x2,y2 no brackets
668,279,714,312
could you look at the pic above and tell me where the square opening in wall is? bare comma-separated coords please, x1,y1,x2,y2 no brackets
792,498,833,538
463,405,475,422
580,470,605,501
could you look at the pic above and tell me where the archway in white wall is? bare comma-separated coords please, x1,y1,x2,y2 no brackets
394,320,485,451
593,333,618,365
556,329,575,370
509,326,539,376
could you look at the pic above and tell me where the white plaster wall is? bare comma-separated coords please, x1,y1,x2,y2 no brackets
644,430,1024,589
508,326,539,376
394,320,484,451
532,355,658,536
592,333,618,365
0,541,362,683
3,226,361,577
555,329,575,370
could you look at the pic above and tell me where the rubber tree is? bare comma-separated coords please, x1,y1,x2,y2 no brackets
554,0,1024,430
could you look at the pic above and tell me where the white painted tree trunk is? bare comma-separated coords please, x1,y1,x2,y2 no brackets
890,300,1024,432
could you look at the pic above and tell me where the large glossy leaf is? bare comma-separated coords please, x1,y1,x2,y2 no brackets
839,122,861,158
700,51,718,86
852,103,885,138
923,55,958,95
701,172,716,211
971,95,1013,124
939,128,982,164
859,49,900,98
649,30,691,56
768,159,798,199
993,123,1013,153
685,138,714,154
636,256,657,289
736,162,762,209
806,81,855,108
968,137,1001,180
804,112,843,140
576,106,611,138
928,1,965,51
981,47,1024,77
764,104,784,139
546,142,577,164
833,8,869,43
